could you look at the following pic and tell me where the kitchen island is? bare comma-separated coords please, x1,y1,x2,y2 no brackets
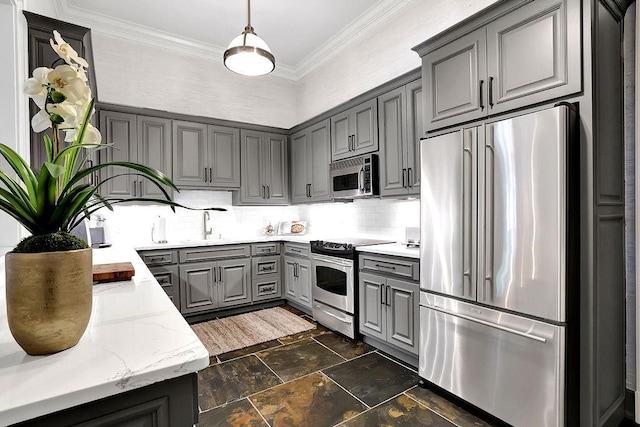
0,246,209,426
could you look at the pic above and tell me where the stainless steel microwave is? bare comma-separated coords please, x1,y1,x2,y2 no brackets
330,154,379,199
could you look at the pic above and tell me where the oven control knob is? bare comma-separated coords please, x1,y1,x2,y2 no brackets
346,244,353,249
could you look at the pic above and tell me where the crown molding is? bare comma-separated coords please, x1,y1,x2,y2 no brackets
50,0,412,81
293,0,414,79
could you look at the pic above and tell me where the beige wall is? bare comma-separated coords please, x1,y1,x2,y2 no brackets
92,34,298,129
295,0,499,123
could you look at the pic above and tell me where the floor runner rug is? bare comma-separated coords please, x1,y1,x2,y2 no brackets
191,306,315,357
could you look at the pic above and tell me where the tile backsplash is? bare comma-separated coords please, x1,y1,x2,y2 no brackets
102,190,420,246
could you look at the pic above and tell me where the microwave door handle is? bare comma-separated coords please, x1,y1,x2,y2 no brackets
359,167,365,192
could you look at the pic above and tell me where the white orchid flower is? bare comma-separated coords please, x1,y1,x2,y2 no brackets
30,102,79,133
24,67,51,108
64,124,101,144
50,30,89,68
48,65,86,104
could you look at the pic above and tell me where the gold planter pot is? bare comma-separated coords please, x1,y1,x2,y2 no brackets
5,248,93,355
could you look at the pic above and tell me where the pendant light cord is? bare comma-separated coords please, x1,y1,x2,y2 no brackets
247,0,251,28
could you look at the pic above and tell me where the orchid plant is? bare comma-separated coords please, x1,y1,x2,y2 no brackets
0,31,211,248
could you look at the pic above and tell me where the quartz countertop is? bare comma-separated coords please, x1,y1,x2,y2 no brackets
356,242,420,259
0,246,209,426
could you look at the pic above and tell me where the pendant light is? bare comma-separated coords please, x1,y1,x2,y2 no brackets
223,0,275,76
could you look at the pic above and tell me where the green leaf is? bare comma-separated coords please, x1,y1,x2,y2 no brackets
43,134,54,163
44,161,65,178
0,143,38,206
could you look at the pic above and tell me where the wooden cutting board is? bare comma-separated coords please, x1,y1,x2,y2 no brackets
93,262,135,283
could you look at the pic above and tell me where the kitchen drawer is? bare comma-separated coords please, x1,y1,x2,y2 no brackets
283,242,310,258
179,245,250,263
253,276,282,302
359,254,418,281
252,255,281,279
139,249,178,266
150,265,180,309
251,242,281,256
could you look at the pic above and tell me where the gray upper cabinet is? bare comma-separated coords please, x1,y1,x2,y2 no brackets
378,80,422,197
423,28,487,131
100,111,137,198
172,121,207,187
291,119,331,204
235,130,289,205
100,111,172,199
420,0,580,131
172,121,240,189
330,98,378,161
485,0,581,114
208,125,241,188
138,116,172,198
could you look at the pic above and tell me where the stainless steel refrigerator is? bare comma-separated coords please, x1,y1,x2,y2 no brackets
419,105,576,427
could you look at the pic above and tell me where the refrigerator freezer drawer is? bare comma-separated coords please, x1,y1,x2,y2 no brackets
419,294,565,427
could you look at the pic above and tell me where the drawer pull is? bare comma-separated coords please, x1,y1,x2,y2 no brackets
149,257,166,262
261,265,274,271
290,248,301,253
375,263,396,270
260,286,274,293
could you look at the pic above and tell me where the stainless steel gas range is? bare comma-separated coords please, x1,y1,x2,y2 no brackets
310,238,393,339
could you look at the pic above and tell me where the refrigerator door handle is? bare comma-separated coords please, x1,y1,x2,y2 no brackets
483,129,495,302
463,131,474,295
427,304,547,343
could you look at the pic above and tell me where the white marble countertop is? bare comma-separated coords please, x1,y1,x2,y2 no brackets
356,242,420,259
134,234,318,251
0,246,209,426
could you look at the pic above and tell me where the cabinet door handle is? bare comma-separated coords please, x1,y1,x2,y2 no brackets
402,169,407,188
407,168,413,188
266,186,270,199
139,180,143,196
209,167,212,183
204,167,208,183
218,266,222,283
132,180,137,197
347,135,352,151
213,266,217,283
488,77,494,108
307,183,311,198
262,185,266,199
479,79,484,111
386,286,391,307
88,159,94,185
380,284,385,306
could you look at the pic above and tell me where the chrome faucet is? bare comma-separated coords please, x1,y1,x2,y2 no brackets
203,211,212,240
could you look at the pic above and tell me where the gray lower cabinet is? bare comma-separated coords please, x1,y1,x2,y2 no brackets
378,80,422,197
418,0,581,131
359,272,419,355
179,258,251,314
330,98,378,161
290,119,331,204
139,249,180,310
150,265,180,310
235,130,289,205
284,253,311,309
172,121,240,189
251,243,282,302
99,111,172,198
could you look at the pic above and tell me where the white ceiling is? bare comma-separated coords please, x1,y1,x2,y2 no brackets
47,0,414,80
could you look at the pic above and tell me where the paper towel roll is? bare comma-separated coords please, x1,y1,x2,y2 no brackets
158,217,167,242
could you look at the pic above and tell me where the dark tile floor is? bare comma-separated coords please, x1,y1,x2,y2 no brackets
196,304,492,427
